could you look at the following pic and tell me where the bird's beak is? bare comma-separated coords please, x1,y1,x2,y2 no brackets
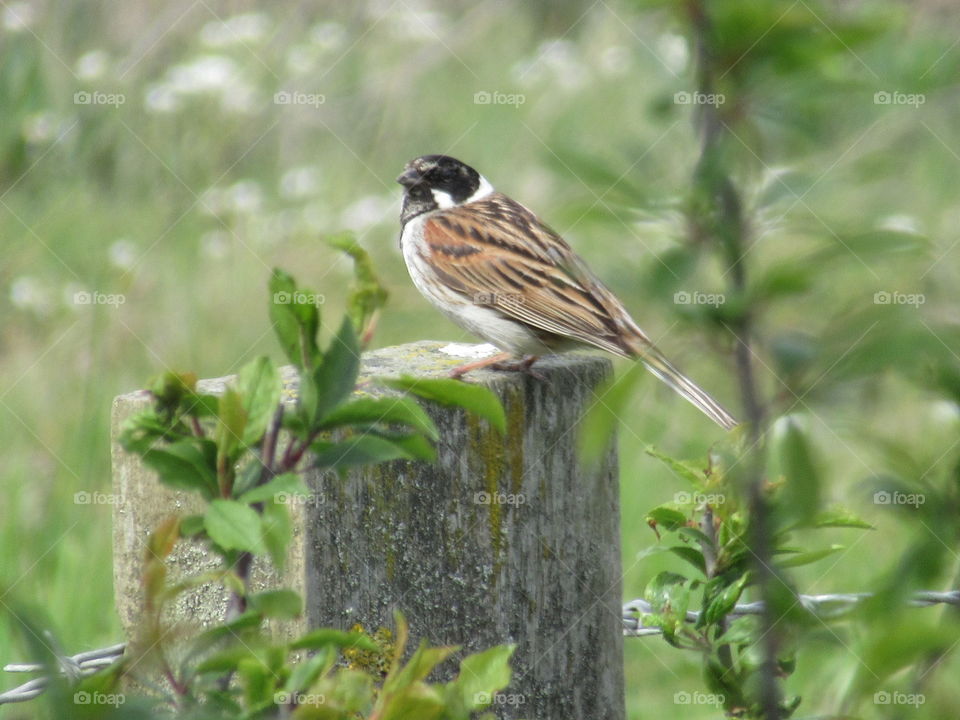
396,167,422,188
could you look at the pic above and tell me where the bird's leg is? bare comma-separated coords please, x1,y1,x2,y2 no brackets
491,354,547,382
448,352,513,379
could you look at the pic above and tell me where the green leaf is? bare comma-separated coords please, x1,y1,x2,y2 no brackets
147,516,181,560
312,316,361,422
194,610,263,647
238,655,272,708
195,647,257,674
643,572,691,645
644,571,690,614
118,411,178,454
232,460,264,498
261,499,292,569
703,574,749,625
777,418,820,526
311,435,414,469
384,640,460,694
716,616,760,646
669,546,707,574
238,472,308,504
269,269,320,369
148,371,198,409
237,356,281,446
452,644,515,711
385,375,506,435
283,650,333,695
749,263,812,302
378,684,444,720
677,526,714,546
813,508,874,530
778,544,844,568
817,228,926,261
370,429,437,462
291,629,379,652
214,388,247,465
180,514,205,536
645,446,705,488
328,233,390,347
313,667,375,713
143,439,219,500
182,392,221,418
578,364,643,464
247,589,302,619
646,506,688,532
205,499,266,554
321,396,439,441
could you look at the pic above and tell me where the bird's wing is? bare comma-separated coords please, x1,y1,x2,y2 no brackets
420,193,648,356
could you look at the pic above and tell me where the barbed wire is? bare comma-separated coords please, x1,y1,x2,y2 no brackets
622,590,960,637
2,590,958,704
0,642,125,704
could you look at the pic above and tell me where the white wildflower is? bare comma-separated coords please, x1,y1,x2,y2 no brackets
656,33,689,75
878,214,923,236
75,50,110,80
108,239,137,271
280,166,322,199
200,13,269,48
144,83,181,113
200,230,230,259
10,276,51,314
2,2,32,32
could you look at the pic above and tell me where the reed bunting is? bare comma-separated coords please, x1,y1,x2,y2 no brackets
396,154,737,430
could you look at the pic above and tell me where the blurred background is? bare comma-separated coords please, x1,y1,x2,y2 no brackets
2,0,960,717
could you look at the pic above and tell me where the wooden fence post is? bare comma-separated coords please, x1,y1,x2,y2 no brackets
112,341,624,719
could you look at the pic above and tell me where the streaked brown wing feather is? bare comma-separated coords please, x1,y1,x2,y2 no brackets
421,194,649,356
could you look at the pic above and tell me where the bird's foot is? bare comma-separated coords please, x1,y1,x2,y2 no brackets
491,355,547,382
448,353,546,382
448,352,512,379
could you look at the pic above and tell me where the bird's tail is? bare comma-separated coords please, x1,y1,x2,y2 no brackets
637,347,738,430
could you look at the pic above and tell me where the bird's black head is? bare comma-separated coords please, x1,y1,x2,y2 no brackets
397,155,491,224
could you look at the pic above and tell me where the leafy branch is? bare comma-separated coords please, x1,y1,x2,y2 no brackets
104,238,513,718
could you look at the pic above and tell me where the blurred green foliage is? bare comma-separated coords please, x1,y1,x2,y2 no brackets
2,0,960,717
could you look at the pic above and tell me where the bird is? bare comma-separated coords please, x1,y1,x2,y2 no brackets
396,154,737,430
